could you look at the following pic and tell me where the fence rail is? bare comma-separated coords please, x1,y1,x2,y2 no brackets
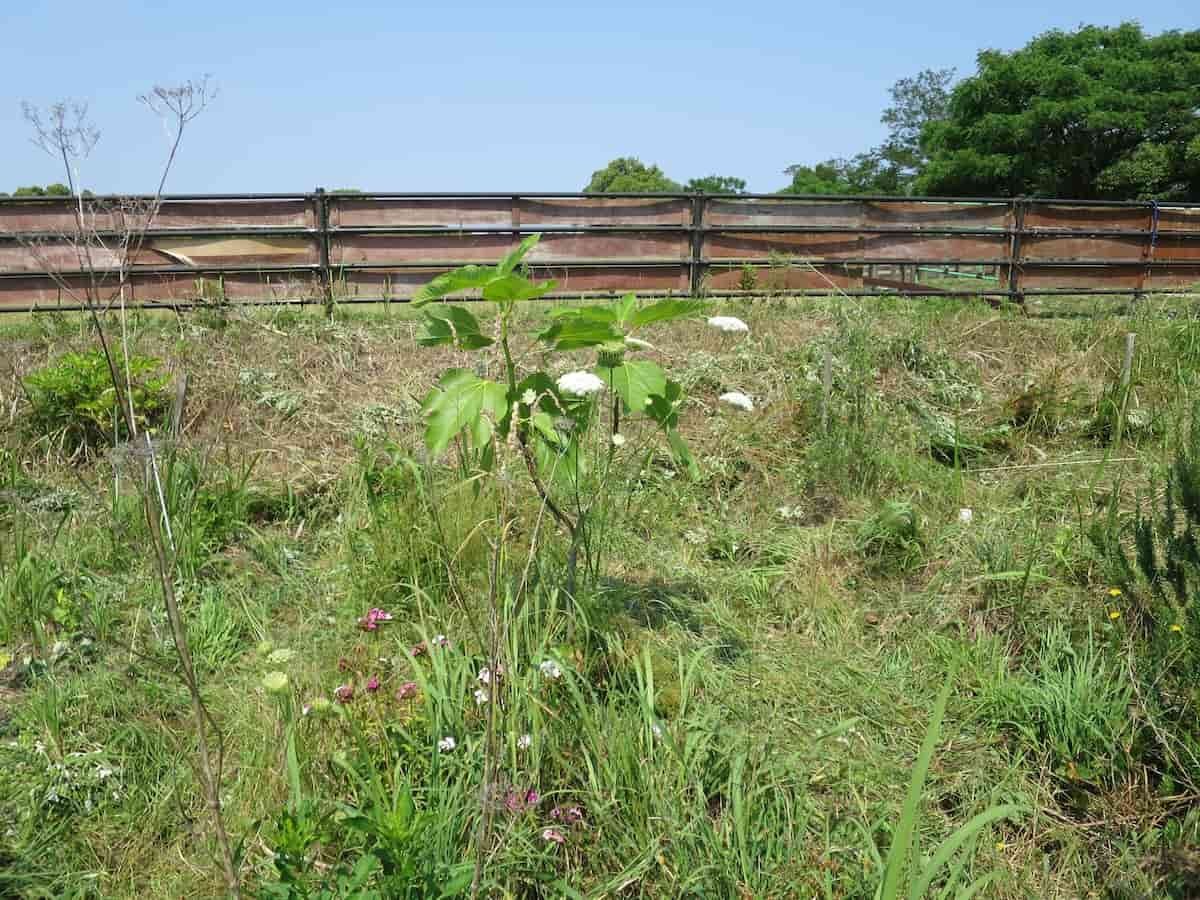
1,191,1198,311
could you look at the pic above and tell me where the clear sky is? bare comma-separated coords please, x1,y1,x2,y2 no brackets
1,2,1194,194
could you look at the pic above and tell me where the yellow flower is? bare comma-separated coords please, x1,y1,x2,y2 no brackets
1170,624,1183,633
1107,587,1123,597
1108,610,1121,621
995,841,1007,851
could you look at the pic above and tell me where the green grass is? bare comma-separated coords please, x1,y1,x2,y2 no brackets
2,293,1200,897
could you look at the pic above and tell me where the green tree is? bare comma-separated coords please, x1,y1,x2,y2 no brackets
584,157,681,193
780,152,902,195
684,175,747,194
917,23,1200,199
12,183,71,197
879,68,955,180
781,68,952,196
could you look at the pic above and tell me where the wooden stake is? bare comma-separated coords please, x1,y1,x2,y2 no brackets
821,346,833,435
1116,332,1136,447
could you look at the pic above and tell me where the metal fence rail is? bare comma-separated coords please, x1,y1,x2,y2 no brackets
1,191,1198,311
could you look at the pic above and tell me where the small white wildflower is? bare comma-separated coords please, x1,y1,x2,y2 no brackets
111,791,120,801
262,671,290,694
556,370,605,397
539,659,563,680
432,634,450,648
477,667,492,684
719,391,755,412
473,688,490,706
707,315,750,334
517,733,532,750
266,648,295,666
958,508,974,525
96,766,114,781
34,741,45,754
651,722,664,740
624,337,655,350
438,736,457,752
611,433,626,448
521,389,537,405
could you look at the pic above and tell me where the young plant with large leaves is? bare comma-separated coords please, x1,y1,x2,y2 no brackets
411,234,703,585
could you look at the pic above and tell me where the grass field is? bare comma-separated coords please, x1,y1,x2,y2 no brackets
3,290,1200,898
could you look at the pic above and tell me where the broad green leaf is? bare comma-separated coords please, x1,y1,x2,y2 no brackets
422,369,508,456
411,265,497,306
613,292,638,326
597,359,667,413
440,864,475,897
498,233,541,275
645,379,686,430
538,314,624,351
629,298,706,329
666,427,699,479
481,273,558,303
416,305,494,350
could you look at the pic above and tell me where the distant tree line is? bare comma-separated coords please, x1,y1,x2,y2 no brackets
585,23,1200,201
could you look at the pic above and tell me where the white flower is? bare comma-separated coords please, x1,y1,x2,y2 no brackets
521,389,537,405
707,315,749,334
477,667,492,684
719,391,755,412
266,648,295,666
432,634,450,648
651,722,664,740
611,433,626,448
539,659,563,680
517,733,532,750
958,508,974,524
473,688,489,706
625,337,655,350
438,736,457,752
96,766,114,781
557,371,605,397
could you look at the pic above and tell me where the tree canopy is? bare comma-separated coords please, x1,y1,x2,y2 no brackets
917,24,1200,199
11,184,71,197
584,158,681,193
684,175,747,194
781,68,953,196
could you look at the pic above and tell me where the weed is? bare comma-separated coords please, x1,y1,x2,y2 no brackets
23,350,170,457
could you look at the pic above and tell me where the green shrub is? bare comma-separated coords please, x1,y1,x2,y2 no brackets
23,350,170,456
857,500,923,573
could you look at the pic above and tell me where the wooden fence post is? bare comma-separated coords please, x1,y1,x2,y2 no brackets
314,187,333,315
689,195,705,297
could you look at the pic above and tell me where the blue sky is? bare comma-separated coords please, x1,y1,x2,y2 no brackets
0,2,1194,194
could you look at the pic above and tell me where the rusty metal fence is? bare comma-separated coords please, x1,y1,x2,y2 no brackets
1,191,1198,311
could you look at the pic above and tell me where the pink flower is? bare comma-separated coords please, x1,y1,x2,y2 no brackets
541,827,565,844
334,684,355,703
525,789,540,807
396,681,419,701
365,676,380,693
550,804,585,825
358,608,394,631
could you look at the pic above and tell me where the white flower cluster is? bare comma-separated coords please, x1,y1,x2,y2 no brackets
719,391,755,412
707,316,750,334
557,371,605,397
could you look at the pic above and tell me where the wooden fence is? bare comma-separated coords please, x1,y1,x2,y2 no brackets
1,192,1198,311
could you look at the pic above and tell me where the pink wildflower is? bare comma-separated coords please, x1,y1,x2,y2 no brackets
358,607,394,632
334,684,355,703
541,827,565,844
365,676,380,693
396,681,419,701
